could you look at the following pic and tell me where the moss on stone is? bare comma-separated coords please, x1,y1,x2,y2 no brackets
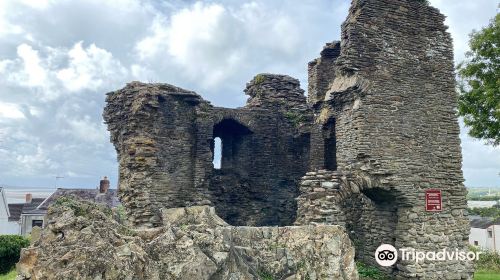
254,74,266,85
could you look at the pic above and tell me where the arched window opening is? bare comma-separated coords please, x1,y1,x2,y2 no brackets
213,137,222,169
212,119,252,170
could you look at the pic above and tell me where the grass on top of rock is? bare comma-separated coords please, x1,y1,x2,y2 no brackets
53,196,112,218
52,197,135,236
253,74,266,85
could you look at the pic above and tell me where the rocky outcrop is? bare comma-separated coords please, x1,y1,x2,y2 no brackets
17,199,358,280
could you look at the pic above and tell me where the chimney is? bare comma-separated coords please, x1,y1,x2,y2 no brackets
25,193,33,203
99,176,110,193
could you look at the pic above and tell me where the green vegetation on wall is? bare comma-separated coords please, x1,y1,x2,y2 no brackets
356,262,388,280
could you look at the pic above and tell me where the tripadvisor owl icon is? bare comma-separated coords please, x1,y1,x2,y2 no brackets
375,244,398,267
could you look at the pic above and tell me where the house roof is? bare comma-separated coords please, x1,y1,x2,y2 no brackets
36,188,120,212
8,203,23,221
8,198,45,220
21,198,50,215
9,188,120,217
470,217,500,229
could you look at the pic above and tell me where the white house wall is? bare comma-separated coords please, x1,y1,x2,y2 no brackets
470,226,500,253
20,214,46,236
0,189,19,234
0,220,20,234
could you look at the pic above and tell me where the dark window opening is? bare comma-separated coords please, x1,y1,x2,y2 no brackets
357,187,399,267
323,118,337,170
212,119,252,170
32,220,43,228
474,241,479,246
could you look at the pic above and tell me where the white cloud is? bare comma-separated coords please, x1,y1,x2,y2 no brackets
57,42,128,92
15,144,59,175
0,42,128,101
0,1,24,38
0,102,25,119
16,44,48,87
136,1,302,88
66,115,108,143
19,0,54,10
429,0,499,62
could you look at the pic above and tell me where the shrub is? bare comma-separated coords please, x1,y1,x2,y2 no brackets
0,235,30,274
474,248,500,272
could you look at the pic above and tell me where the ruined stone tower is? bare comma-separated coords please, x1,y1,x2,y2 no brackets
104,0,473,278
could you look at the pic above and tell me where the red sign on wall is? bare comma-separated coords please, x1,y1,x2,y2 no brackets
426,189,442,212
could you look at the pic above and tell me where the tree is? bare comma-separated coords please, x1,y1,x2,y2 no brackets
457,13,500,146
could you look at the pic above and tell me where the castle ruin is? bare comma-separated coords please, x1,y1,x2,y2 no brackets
104,0,473,278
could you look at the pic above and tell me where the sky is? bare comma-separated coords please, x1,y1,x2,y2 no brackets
0,0,498,190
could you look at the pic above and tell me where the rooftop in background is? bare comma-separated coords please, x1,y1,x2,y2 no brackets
8,197,46,222
470,217,500,229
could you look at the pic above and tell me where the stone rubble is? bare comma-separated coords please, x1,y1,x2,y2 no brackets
17,200,358,280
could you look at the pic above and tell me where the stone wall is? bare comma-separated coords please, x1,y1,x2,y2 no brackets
104,74,311,228
296,0,473,278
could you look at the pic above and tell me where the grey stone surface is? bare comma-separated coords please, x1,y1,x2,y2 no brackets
16,200,358,280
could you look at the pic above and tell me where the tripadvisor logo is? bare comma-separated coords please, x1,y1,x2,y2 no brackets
375,244,398,266
375,244,481,267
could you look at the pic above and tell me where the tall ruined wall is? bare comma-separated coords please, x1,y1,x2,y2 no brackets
308,42,342,171
104,83,212,227
297,0,472,278
104,75,311,228
208,74,311,226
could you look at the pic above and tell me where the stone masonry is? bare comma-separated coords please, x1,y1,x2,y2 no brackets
103,0,473,279
297,0,473,279
104,74,311,228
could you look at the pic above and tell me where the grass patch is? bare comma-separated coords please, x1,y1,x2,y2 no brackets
257,269,275,280
471,246,500,279
0,269,17,280
356,262,388,280
474,269,500,280
284,111,307,126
